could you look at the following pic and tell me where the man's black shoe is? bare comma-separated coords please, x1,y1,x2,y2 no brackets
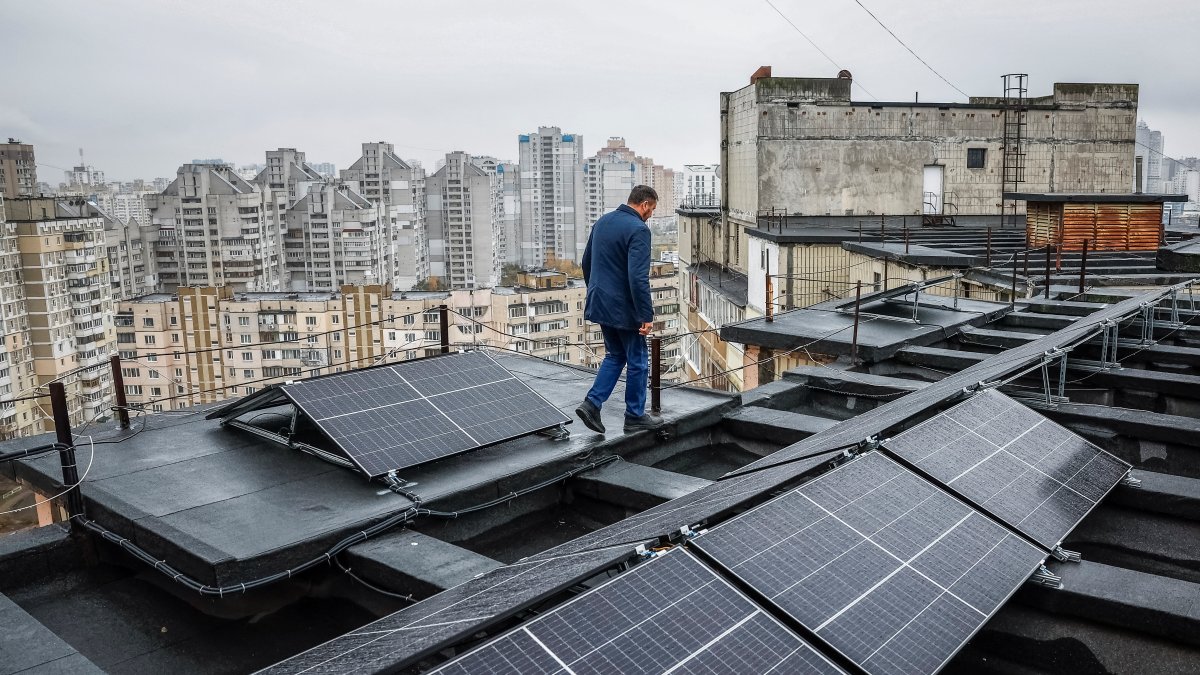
575,400,605,434
623,413,663,433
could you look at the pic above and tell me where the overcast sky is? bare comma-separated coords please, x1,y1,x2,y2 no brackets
3,0,1196,182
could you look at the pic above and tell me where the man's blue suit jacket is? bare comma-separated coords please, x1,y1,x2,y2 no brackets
581,204,653,331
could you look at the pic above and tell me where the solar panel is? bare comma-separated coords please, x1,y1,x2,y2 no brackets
881,389,1131,550
283,351,571,477
431,548,847,675
692,451,1045,675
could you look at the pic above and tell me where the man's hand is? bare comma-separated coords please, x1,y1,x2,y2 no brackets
639,322,653,336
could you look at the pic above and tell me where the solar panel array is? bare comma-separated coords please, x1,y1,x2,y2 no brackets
693,452,1045,675
284,351,571,477
432,548,847,675
882,389,1131,550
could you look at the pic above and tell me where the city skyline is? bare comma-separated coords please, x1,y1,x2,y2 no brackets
4,0,1198,181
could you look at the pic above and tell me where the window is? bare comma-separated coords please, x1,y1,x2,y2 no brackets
125,385,142,396
243,369,253,378
175,368,183,377
967,148,986,169
402,314,414,325
150,387,162,397
238,315,250,326
240,334,252,344
120,367,140,378
306,316,317,326
148,370,159,379
873,272,882,291
143,335,156,345
242,352,254,361
143,317,154,327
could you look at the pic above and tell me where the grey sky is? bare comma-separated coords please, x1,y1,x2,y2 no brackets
3,0,1196,181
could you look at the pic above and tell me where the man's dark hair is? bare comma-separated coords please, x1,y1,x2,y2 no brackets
628,185,658,205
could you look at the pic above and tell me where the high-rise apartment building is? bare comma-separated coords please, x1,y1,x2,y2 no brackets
1136,119,1165,194
92,202,159,300
471,156,521,266
0,140,37,199
682,164,720,206
582,138,679,228
4,197,116,430
285,183,387,290
517,127,585,266
146,163,286,292
584,138,639,227
426,152,499,288
340,142,425,290
64,164,105,189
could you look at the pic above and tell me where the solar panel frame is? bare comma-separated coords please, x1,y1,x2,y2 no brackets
430,548,847,675
282,351,571,477
881,389,1131,550
691,451,1046,675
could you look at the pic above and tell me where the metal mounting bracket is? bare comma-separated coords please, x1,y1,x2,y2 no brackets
1051,547,1081,563
1029,564,1063,589
1120,471,1142,489
538,424,571,441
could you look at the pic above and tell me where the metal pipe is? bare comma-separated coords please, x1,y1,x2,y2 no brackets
439,304,450,354
986,227,992,267
1044,245,1052,299
904,227,910,254
650,336,662,414
1078,239,1089,295
1010,255,1018,308
851,281,862,363
110,355,130,429
49,382,85,522
765,255,773,323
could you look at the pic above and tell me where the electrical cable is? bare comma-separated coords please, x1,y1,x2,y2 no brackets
849,0,968,98
0,435,94,517
761,0,877,100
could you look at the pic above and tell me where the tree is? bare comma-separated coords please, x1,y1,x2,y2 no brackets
543,251,583,278
412,276,448,291
500,263,523,286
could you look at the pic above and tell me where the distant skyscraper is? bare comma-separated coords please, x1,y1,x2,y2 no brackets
285,183,386,290
583,137,678,229
340,142,425,290
425,151,499,288
146,163,286,291
584,138,639,228
682,164,720,206
1136,120,1165,193
471,156,521,266
517,127,585,266
0,140,37,198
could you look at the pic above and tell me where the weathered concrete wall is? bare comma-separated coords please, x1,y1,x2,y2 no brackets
725,79,1138,219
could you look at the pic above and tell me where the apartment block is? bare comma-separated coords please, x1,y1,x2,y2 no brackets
0,213,39,439
682,164,720,207
146,163,286,292
339,142,425,290
0,140,37,199
518,127,585,266
285,183,387,290
583,138,678,229
469,156,521,267
5,197,116,429
426,152,499,288
93,203,159,300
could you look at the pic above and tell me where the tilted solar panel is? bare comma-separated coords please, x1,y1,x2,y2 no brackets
692,451,1045,675
283,351,571,477
881,389,1131,550
431,548,846,675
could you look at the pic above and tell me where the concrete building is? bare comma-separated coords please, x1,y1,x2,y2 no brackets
63,164,104,189
584,138,640,228
3,197,116,430
146,163,286,292
721,72,1137,226
681,164,720,207
114,279,601,411
425,152,499,288
90,203,159,300
284,183,388,291
471,158,521,266
97,190,153,226
1168,169,1199,205
339,142,425,291
1135,119,1165,193
0,140,37,199
517,127,585,266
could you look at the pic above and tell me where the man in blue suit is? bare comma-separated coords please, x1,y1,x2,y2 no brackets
576,185,663,434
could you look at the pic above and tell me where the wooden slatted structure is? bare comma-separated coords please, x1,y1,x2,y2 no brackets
1009,193,1186,252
